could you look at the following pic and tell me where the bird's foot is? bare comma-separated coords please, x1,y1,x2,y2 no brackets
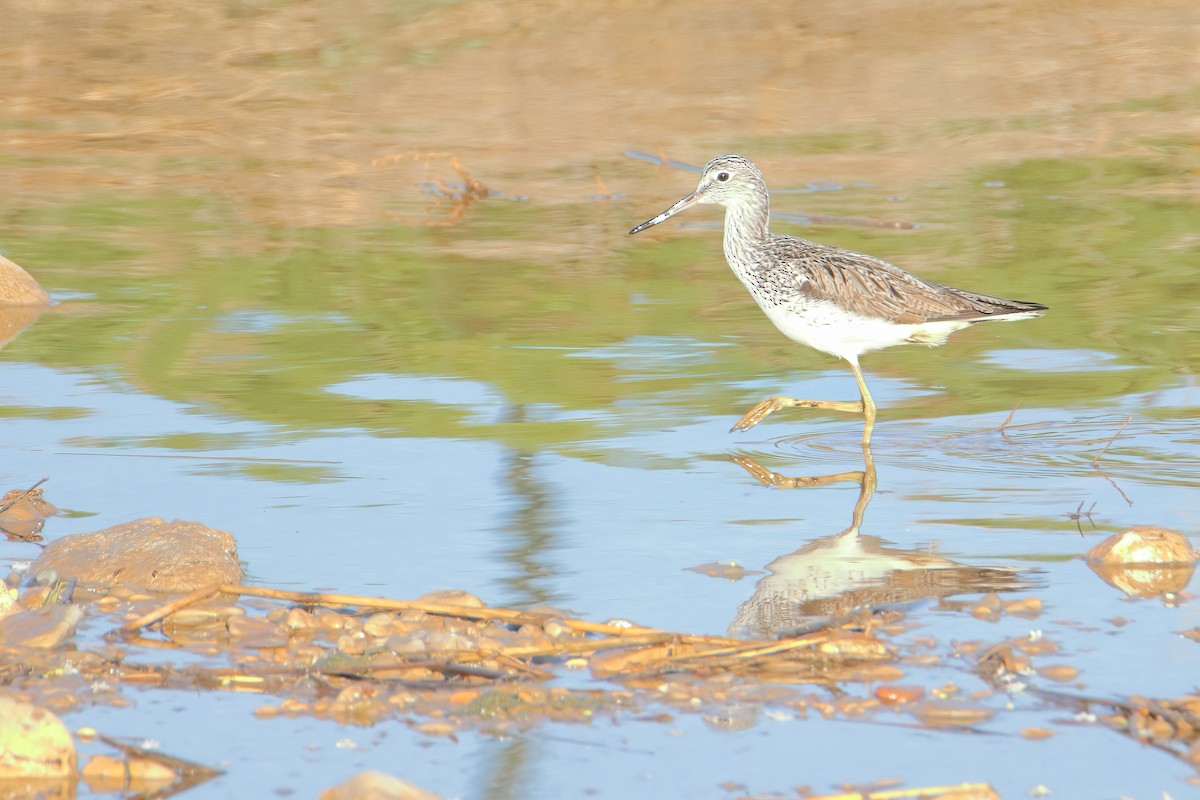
730,455,865,489
729,454,786,485
730,396,797,432
730,397,867,432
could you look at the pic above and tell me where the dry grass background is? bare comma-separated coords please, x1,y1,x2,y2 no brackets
2,0,1196,227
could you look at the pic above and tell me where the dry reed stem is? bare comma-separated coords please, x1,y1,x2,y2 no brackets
217,583,736,644
119,584,222,633
666,633,834,664
1092,414,1132,467
114,584,872,688
799,783,998,800
97,733,224,782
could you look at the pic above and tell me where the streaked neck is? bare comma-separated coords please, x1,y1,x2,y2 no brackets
723,194,770,268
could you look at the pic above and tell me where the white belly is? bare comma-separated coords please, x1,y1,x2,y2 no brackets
755,297,969,361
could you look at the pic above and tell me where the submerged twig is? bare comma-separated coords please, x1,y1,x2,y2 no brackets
996,406,1018,436
662,631,832,666
1102,474,1135,507
1085,415,1136,507
1091,415,1132,468
118,584,222,634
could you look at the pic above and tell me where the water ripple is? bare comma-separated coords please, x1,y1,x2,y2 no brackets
760,414,1195,485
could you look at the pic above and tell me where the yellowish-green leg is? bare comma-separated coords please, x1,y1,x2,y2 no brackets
848,357,877,445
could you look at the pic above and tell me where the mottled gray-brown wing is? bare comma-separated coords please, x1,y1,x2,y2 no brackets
768,238,1044,324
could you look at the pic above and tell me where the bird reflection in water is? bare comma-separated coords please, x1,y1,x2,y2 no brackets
727,447,1033,640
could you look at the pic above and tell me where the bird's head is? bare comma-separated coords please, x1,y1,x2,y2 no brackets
630,154,766,235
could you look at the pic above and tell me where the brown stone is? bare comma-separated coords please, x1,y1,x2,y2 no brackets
319,771,443,800
0,605,82,648
417,589,486,608
31,518,242,593
0,254,50,307
82,754,177,793
1086,527,1197,598
0,488,57,540
1086,527,1196,566
0,253,49,348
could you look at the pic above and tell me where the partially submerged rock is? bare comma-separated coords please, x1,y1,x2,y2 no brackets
1086,526,1197,598
0,695,76,779
1086,526,1196,566
82,754,177,794
0,605,83,649
0,254,49,307
0,487,57,542
31,518,242,593
320,771,444,800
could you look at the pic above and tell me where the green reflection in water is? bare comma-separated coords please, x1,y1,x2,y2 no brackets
3,152,1196,457
0,405,91,421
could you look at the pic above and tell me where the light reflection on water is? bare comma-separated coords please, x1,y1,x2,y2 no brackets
2,271,1198,800
980,347,1142,373
3,275,1199,798
769,403,1196,485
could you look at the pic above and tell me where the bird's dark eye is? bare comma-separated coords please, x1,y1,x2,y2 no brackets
715,171,731,183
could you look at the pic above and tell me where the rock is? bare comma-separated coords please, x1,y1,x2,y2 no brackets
93,753,173,781
0,695,76,778
417,590,486,608
0,254,50,307
319,771,444,800
0,605,83,648
1085,527,1197,598
0,583,16,618
82,754,177,793
1086,526,1196,566
910,699,996,729
0,253,49,348
0,487,57,541
30,518,242,593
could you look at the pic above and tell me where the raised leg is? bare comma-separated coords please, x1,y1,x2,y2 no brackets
730,356,878,445
730,396,864,432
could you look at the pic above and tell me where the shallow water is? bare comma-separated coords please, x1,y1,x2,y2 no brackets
2,1,1199,797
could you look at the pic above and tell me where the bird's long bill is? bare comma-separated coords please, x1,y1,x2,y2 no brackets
629,191,702,235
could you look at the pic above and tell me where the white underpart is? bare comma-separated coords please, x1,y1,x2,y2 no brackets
754,296,971,362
